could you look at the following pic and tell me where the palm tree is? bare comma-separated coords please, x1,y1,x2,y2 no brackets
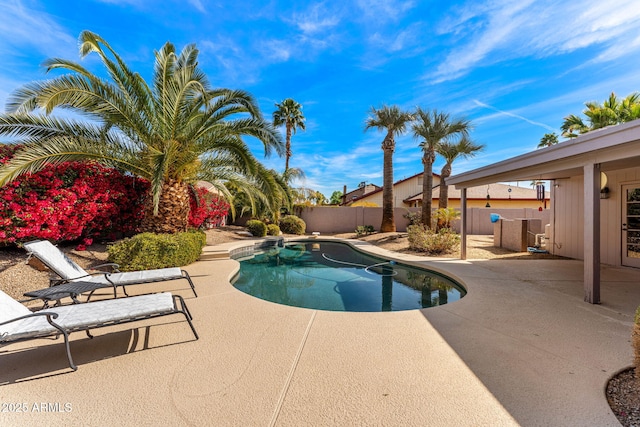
223,164,291,221
0,31,283,233
436,136,484,210
365,105,414,232
273,98,306,172
537,132,559,148
561,92,640,138
412,108,471,228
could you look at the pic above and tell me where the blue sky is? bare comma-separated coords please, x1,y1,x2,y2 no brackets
1,0,640,197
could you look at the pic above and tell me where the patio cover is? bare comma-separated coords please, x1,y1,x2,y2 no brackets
447,119,640,304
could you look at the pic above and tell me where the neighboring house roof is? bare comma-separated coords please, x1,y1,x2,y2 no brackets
349,171,441,204
342,184,381,205
404,182,550,203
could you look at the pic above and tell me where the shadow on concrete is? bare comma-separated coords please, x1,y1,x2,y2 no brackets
0,322,197,385
416,259,640,426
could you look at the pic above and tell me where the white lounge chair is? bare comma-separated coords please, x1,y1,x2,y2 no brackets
0,288,198,371
23,240,197,299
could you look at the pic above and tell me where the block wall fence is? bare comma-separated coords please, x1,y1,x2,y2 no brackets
297,206,550,235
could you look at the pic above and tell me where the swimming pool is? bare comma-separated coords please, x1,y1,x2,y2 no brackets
231,240,466,312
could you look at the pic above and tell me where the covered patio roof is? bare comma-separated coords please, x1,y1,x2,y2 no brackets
448,119,640,304
448,120,640,188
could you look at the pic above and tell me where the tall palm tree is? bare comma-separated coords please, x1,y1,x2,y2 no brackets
537,132,559,148
273,98,306,172
365,105,414,232
0,31,283,233
412,108,471,228
436,136,484,210
561,92,640,138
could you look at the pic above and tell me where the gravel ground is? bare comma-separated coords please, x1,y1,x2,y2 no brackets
0,227,636,420
607,368,640,426
0,226,251,301
332,231,563,260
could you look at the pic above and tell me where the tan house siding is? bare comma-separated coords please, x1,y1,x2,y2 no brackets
447,199,546,209
353,173,441,207
392,174,438,205
359,192,383,206
355,173,549,210
551,166,640,266
552,177,584,260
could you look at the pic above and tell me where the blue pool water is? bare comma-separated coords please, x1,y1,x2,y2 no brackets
231,241,466,312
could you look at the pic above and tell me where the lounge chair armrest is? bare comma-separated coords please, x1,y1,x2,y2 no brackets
90,263,120,273
0,311,58,327
50,273,94,286
52,271,110,284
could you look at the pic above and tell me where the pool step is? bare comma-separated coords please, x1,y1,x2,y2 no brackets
199,250,230,260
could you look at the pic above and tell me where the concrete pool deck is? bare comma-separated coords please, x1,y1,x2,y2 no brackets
1,238,638,426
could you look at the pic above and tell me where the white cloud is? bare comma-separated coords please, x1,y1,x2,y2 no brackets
589,33,640,64
0,0,76,57
187,0,206,13
290,3,340,34
431,0,535,82
355,0,415,22
473,100,555,131
430,0,640,83
368,22,423,54
262,40,291,62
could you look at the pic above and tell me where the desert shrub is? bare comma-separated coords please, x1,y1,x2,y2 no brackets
246,220,267,237
355,225,375,237
279,215,306,235
407,225,460,255
267,224,281,236
403,210,422,226
0,146,148,246
107,230,206,271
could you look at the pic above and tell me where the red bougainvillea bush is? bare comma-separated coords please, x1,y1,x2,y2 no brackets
0,144,230,247
189,186,230,229
0,144,148,247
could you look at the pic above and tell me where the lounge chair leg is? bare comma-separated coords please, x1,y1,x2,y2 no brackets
61,330,78,371
182,270,198,297
174,295,199,340
46,315,77,371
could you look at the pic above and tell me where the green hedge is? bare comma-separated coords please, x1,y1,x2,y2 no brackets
246,220,267,237
107,230,206,271
267,224,281,236
279,215,306,235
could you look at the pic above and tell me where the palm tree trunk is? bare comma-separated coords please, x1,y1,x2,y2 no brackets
140,179,191,233
381,138,396,232
421,150,435,228
439,162,452,209
285,123,292,172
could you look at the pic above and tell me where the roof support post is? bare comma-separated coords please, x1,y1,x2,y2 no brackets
460,187,467,260
583,163,601,304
